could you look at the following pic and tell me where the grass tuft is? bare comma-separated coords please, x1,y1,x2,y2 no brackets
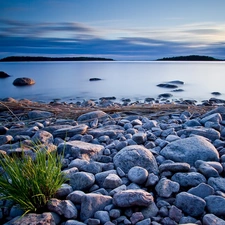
0,148,67,214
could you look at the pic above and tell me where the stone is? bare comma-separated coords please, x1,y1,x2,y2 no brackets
169,205,183,223
89,78,101,81
64,221,86,225
31,130,53,144
28,110,54,119
0,71,10,78
4,212,55,225
177,127,220,141
157,83,178,88
88,125,125,138
13,77,35,86
159,162,190,173
95,170,117,187
130,212,144,224
171,172,206,187
113,145,159,174
155,177,180,198
66,190,86,204
132,132,147,144
188,183,214,199
113,189,153,207
47,199,77,219
0,135,13,145
77,110,109,122
53,124,88,138
208,177,225,192
57,140,104,161
175,192,206,217
205,195,225,216
203,214,225,225
160,136,219,166
69,171,95,191
158,93,173,98
127,166,148,184
145,173,159,187
80,193,112,221
94,211,110,224
55,184,73,199
103,174,123,189
200,113,222,125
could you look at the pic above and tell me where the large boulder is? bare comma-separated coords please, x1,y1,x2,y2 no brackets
160,136,219,166
13,77,35,86
0,71,10,78
113,145,159,174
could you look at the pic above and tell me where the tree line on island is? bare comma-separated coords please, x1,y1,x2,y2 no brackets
0,56,114,62
157,55,224,61
0,55,224,62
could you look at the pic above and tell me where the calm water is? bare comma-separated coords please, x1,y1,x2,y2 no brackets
0,61,225,103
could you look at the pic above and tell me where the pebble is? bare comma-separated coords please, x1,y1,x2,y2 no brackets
1,104,225,225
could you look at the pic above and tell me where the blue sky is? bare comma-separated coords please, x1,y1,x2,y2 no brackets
1,0,225,60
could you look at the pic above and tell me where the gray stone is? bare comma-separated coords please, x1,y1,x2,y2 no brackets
4,212,55,225
130,212,144,224
160,136,219,166
55,184,73,199
177,127,220,141
64,221,86,225
145,173,159,187
175,192,206,217
77,110,109,122
103,174,123,189
62,167,79,180
95,170,117,187
200,113,222,125
69,171,95,191
0,135,13,145
32,130,53,144
66,190,86,204
127,166,148,185
47,199,77,219
188,183,214,199
113,145,159,174
57,140,104,161
88,125,124,138
159,162,190,173
171,172,206,187
113,189,153,207
141,202,158,218
208,177,225,192
28,110,54,119
132,132,147,144
155,177,180,198
169,205,183,223
53,124,88,138
196,161,219,178
80,193,112,221
205,195,225,216
94,211,110,224
203,213,225,225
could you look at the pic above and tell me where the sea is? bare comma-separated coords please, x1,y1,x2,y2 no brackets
0,61,225,104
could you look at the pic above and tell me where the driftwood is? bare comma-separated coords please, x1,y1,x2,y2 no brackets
0,99,216,123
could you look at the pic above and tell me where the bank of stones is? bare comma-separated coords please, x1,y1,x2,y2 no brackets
1,104,225,224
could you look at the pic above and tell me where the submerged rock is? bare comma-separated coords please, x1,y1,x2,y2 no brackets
13,77,35,86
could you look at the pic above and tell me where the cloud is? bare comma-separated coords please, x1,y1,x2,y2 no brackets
0,19,225,60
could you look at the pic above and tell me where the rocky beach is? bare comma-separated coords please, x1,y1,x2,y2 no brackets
1,97,225,225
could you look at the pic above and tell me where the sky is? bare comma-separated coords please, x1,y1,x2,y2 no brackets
0,0,225,60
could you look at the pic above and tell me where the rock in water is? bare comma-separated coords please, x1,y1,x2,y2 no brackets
0,71,10,78
13,77,35,86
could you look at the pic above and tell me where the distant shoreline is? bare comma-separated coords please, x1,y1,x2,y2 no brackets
0,56,114,62
0,55,224,62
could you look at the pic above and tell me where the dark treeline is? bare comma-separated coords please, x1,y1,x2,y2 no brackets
0,56,114,62
157,55,224,61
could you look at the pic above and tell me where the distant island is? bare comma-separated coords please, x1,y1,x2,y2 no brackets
157,55,224,61
0,56,114,62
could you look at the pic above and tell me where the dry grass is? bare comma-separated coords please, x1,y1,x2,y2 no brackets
0,99,216,123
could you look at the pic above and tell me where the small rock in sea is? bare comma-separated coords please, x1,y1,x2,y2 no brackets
168,80,184,85
157,83,178,89
89,78,102,81
0,71,10,78
211,91,221,96
171,89,184,92
13,77,35,86
158,93,173,98
99,96,116,101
